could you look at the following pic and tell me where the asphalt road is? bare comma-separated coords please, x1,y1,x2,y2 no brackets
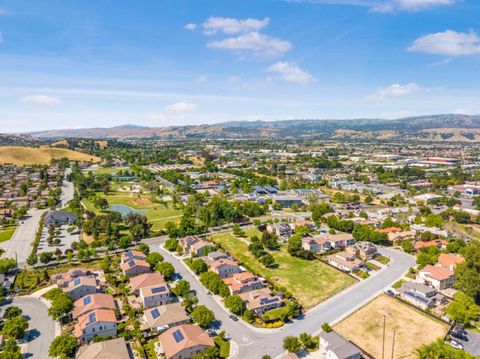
2,296,56,359
148,239,416,359
0,208,47,267
1,170,74,267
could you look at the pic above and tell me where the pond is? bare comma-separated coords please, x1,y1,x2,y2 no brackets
109,204,147,217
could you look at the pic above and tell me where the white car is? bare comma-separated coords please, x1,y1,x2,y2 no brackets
449,340,464,350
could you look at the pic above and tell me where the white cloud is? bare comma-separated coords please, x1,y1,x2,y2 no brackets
20,94,62,105
367,83,423,101
373,0,454,12
184,23,197,31
0,8,11,15
408,30,480,56
203,17,269,35
285,0,454,12
196,75,208,83
381,109,416,119
207,31,292,58
165,101,197,112
267,61,316,85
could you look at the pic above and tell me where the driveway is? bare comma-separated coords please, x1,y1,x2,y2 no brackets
148,239,415,359
1,296,57,359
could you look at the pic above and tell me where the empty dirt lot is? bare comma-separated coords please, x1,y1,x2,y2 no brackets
334,294,448,359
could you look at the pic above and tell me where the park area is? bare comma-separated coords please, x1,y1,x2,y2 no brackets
209,230,355,309
334,294,449,359
83,192,182,231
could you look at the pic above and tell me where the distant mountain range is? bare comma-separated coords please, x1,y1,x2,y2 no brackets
18,114,480,142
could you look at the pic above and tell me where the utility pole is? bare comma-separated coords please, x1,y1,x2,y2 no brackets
391,330,396,359
382,314,386,359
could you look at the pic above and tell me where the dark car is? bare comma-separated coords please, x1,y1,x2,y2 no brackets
453,325,467,335
451,331,468,341
386,290,395,297
229,314,239,321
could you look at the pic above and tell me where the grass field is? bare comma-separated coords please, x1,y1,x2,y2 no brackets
209,230,355,309
0,226,17,242
83,192,182,230
334,294,449,359
0,146,102,165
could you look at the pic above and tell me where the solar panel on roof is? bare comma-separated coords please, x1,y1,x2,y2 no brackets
128,260,135,267
83,296,91,305
88,312,96,324
151,308,160,319
73,278,81,286
172,329,184,343
125,251,133,257
151,286,165,294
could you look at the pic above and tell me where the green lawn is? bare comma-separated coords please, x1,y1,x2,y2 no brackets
214,337,230,358
209,231,355,309
83,192,182,230
0,226,17,242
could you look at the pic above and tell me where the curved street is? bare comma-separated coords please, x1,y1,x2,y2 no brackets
146,237,416,359
2,296,57,359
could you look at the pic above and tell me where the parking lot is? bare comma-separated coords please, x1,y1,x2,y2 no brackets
448,326,480,357
37,224,80,254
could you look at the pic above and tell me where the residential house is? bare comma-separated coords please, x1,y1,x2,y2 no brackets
73,293,116,320
76,337,131,359
267,222,292,241
158,324,214,359
346,241,378,260
302,236,332,253
397,282,446,310
437,253,465,271
53,268,91,288
64,276,97,301
326,252,364,273
129,272,166,294
121,254,151,277
139,283,171,308
224,272,264,295
418,265,455,290
319,330,362,359
179,236,203,253
211,258,242,278
387,230,415,243
189,240,213,257
414,240,448,251
75,308,117,343
143,303,190,332
326,233,355,250
239,288,284,316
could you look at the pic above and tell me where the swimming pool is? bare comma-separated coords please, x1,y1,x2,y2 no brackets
109,204,147,216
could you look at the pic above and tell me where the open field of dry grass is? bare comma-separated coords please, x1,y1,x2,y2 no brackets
334,294,448,359
0,146,102,165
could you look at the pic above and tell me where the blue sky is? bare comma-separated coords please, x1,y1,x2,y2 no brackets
1,0,480,132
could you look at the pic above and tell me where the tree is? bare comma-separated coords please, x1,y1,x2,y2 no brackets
191,305,215,328
40,252,53,264
417,339,476,359
0,258,16,274
26,253,38,266
49,333,78,359
3,316,29,339
137,243,150,255
48,290,74,320
283,336,301,353
3,306,22,319
155,261,175,281
190,258,208,274
287,235,303,257
164,237,179,251
322,323,332,332
147,252,164,268
259,253,276,268
401,240,414,253
173,279,191,297
224,295,246,315
94,197,109,211
299,332,317,350
0,339,22,359
182,293,199,312
445,292,480,325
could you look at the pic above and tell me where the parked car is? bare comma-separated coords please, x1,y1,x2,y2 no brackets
451,331,468,341
229,314,239,321
453,325,467,335
449,340,464,350
385,289,395,297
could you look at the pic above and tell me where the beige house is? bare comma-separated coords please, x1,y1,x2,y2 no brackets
211,258,241,278
64,276,97,301
239,288,284,316
326,252,364,273
74,308,117,343
158,324,214,359
76,337,131,359
139,284,171,308
143,303,190,332
72,293,116,320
